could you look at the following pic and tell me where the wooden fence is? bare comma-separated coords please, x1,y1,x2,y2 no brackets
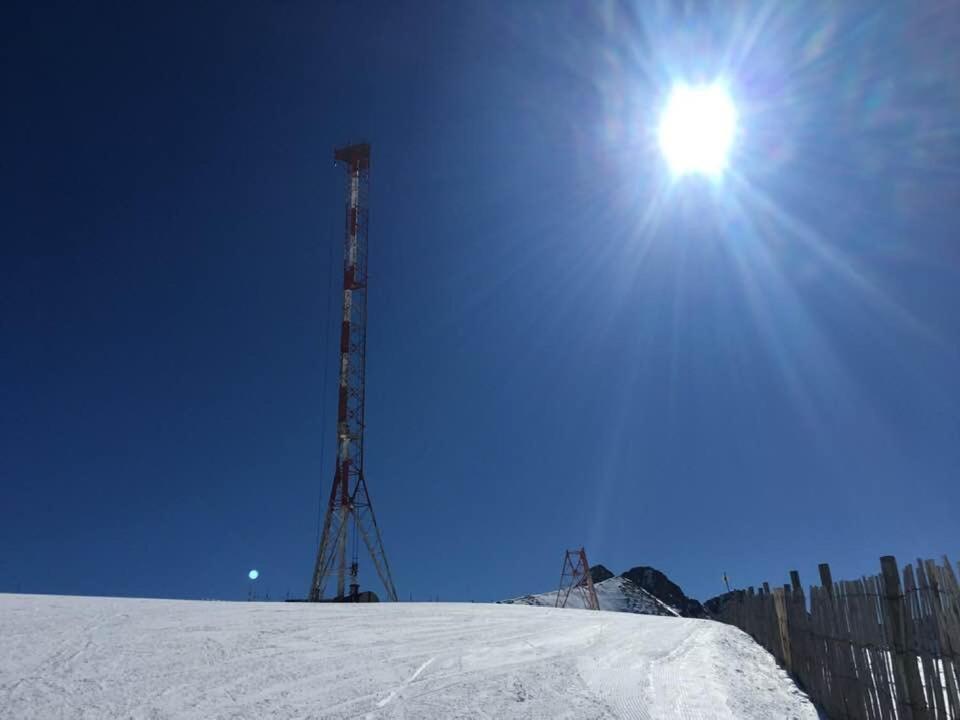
714,556,960,720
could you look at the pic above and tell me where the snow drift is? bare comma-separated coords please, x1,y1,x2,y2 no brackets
1,593,818,719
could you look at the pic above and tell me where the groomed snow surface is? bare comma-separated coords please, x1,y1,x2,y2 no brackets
1,594,820,719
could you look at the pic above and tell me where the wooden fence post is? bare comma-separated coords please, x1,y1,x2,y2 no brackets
818,563,833,592
814,564,838,717
881,555,924,720
937,556,960,716
775,586,793,673
914,562,946,718
788,571,813,695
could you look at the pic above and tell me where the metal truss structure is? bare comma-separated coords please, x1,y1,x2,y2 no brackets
309,143,398,603
555,548,600,611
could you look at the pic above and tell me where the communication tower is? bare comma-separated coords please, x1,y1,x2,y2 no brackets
309,143,398,602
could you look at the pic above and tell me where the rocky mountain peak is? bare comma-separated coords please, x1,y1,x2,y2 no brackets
620,566,707,618
589,564,615,584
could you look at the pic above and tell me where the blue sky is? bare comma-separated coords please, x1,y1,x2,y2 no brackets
2,1,958,604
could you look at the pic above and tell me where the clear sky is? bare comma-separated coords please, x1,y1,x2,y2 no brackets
2,1,958,605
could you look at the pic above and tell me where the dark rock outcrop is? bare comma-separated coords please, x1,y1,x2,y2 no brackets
620,566,707,618
589,564,615,584
703,590,739,617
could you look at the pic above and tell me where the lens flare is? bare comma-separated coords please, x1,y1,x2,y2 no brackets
658,83,737,177
248,569,259,580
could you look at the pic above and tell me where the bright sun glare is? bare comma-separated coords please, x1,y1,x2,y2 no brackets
658,83,737,178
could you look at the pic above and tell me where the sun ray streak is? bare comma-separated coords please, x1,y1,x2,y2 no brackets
729,172,944,348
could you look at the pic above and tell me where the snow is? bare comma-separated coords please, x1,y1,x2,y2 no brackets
502,576,681,617
1,593,820,719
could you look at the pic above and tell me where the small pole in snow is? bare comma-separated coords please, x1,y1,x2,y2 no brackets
723,572,731,593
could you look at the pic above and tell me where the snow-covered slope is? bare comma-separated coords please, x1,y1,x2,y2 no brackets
0,593,818,719
502,575,681,616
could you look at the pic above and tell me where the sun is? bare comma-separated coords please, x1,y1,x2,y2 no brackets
658,83,737,178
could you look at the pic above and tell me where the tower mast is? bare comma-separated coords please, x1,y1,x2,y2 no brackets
309,143,398,602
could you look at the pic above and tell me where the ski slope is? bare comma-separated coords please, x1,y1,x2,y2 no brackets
502,576,681,617
0,593,819,719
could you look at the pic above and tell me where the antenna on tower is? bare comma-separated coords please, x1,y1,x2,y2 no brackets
555,548,600,611
309,142,398,603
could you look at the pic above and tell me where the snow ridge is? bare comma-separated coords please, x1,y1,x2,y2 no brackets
502,575,681,617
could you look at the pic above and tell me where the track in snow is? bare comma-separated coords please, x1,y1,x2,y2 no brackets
0,594,820,719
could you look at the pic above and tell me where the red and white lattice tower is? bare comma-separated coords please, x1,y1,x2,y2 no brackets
309,142,398,602
555,548,600,610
